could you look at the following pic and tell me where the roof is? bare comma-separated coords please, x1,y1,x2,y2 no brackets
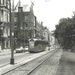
14,4,31,12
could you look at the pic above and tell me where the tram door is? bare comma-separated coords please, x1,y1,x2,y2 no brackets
29,40,34,49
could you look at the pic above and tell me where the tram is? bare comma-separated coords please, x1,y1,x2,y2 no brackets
28,39,49,53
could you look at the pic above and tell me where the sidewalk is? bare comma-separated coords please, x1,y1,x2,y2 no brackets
56,50,75,75
0,49,11,56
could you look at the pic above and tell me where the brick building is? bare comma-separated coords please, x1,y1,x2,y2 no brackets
12,4,36,48
11,3,50,48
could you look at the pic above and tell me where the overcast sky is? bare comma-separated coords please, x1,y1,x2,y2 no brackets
14,0,75,31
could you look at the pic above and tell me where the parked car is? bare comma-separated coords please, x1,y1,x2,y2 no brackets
15,47,24,53
24,46,29,52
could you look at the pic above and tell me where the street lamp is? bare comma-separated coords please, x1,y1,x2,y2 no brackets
24,26,25,48
10,0,15,64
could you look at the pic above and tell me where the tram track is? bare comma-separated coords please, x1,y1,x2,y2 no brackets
2,48,60,75
27,49,58,75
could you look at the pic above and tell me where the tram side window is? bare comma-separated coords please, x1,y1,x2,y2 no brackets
34,40,49,46
34,41,40,46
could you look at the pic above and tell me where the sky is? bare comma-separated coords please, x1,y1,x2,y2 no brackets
14,0,75,31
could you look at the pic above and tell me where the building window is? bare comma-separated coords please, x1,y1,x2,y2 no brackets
24,24,28,29
25,16,29,22
1,0,3,4
26,24,28,27
3,0,4,4
8,28,10,36
14,16,17,22
14,24,17,30
0,0,6,5
7,0,9,9
20,26,23,29
14,24,17,27
5,12,7,22
44,33,45,36
7,14,10,22
1,10,3,21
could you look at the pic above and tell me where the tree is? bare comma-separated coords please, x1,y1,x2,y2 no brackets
54,16,75,51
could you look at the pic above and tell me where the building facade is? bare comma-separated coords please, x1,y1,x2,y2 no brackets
0,0,11,49
12,4,36,48
35,20,44,40
43,27,50,42
12,3,51,48
12,3,46,48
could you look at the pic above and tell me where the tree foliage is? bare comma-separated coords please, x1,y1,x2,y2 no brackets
54,15,75,51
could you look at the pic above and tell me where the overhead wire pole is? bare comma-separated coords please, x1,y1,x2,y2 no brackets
10,0,15,64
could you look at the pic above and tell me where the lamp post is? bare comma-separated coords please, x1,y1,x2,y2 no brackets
10,0,15,64
24,26,25,48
